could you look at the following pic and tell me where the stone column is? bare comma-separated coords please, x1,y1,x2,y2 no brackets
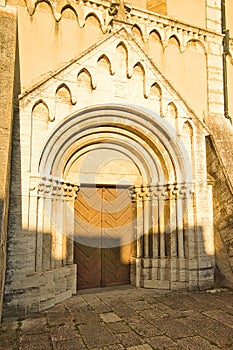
181,183,198,290
37,176,79,271
130,186,143,287
159,185,169,281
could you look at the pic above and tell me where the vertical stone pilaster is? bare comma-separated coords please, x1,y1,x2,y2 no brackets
130,186,143,287
206,0,225,117
36,196,44,272
152,189,159,258
206,0,222,33
36,176,79,271
142,186,150,259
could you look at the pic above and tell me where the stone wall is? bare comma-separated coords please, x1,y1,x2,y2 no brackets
0,6,16,321
206,136,233,288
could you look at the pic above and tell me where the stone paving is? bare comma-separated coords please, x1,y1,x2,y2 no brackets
1,286,233,350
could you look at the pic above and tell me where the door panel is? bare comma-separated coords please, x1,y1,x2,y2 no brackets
102,187,133,286
74,185,133,289
74,186,102,289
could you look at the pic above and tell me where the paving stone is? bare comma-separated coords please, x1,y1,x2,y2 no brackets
19,333,53,350
180,312,233,348
0,333,19,350
72,311,102,324
111,304,137,318
49,323,78,341
1,288,233,350
126,345,153,350
46,310,72,325
156,318,196,339
78,323,119,348
92,303,112,313
202,309,233,328
107,321,132,333
21,316,48,334
176,335,219,349
52,336,86,350
90,345,124,350
128,320,163,337
145,335,178,349
99,312,122,323
116,331,144,347
126,300,152,311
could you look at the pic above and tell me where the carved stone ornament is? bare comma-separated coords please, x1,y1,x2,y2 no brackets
37,176,79,200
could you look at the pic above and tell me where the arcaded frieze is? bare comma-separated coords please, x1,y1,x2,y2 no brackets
22,0,223,45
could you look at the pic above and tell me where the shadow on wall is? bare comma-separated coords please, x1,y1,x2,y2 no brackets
2,217,217,318
206,136,233,289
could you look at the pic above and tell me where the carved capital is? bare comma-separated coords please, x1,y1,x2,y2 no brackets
37,176,79,201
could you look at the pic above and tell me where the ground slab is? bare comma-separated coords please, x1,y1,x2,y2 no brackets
0,286,233,350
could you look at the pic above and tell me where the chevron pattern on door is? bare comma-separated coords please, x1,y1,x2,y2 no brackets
74,185,133,289
102,187,133,287
74,186,102,289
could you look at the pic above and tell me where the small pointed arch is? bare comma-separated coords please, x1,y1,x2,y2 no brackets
149,83,162,99
149,29,162,43
116,41,128,55
77,68,95,90
183,39,207,115
130,62,146,98
182,121,194,171
116,42,128,77
167,102,178,119
61,5,78,20
34,0,53,14
32,99,50,124
83,13,103,43
31,99,50,171
182,120,193,138
97,54,113,74
32,99,49,117
148,30,163,67
133,62,145,76
131,24,144,43
56,83,75,105
149,83,162,115
186,39,207,55
85,12,102,28
167,35,181,50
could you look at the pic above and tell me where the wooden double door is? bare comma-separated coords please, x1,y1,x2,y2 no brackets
74,185,134,289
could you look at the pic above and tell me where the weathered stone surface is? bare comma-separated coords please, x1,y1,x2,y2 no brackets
78,323,119,348
0,6,16,322
99,312,122,323
1,0,233,319
1,287,233,349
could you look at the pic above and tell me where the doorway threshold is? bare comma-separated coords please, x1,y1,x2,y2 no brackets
76,284,136,295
